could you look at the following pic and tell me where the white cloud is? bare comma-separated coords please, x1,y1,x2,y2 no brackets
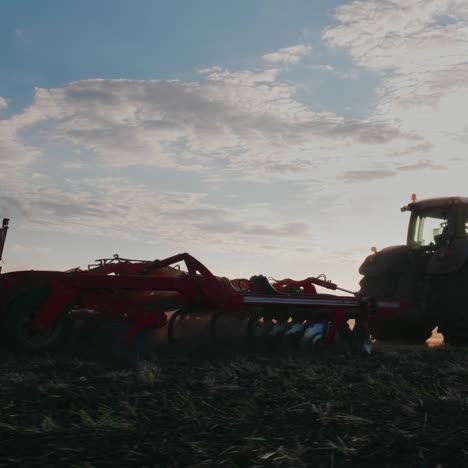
10,243,50,255
397,159,447,172
0,174,316,260
204,68,280,84
310,0,468,286
0,63,432,260
324,1,468,74
0,97,8,110
262,44,312,64
4,74,415,181
308,64,360,80
324,0,468,163
0,37,453,274
309,64,335,72
339,159,448,183
0,75,417,274
0,118,39,174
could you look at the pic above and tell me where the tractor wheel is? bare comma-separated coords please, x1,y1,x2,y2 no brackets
430,265,468,346
360,274,433,343
438,310,468,346
368,320,434,343
1,288,74,355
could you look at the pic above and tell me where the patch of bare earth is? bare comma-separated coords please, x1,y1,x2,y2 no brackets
0,344,467,467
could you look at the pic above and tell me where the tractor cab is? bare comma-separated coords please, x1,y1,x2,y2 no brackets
402,197,468,250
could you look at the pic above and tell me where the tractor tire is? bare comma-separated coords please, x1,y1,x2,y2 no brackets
1,288,74,355
438,310,468,346
360,274,433,343
429,264,468,346
368,319,433,343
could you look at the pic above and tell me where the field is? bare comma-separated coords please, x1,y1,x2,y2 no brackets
0,330,467,468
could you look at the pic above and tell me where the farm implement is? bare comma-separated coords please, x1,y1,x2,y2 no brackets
0,219,407,363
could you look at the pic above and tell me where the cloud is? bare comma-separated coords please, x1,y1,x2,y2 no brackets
10,243,50,255
308,64,360,80
0,175,314,258
204,68,280,84
0,97,8,110
4,75,415,180
397,159,447,171
2,24,467,282
262,44,312,64
323,1,468,74
387,141,433,158
0,41,445,261
0,35,430,271
340,168,396,183
324,0,468,162
0,118,39,173
194,220,309,237
309,64,335,72
340,158,447,182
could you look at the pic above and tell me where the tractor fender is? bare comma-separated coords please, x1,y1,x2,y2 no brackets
359,245,409,277
427,239,468,275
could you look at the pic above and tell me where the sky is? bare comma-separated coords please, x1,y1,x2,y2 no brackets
1,0,467,290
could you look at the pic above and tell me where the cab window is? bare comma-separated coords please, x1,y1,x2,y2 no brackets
409,207,457,248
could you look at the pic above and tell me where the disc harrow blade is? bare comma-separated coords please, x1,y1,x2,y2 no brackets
245,314,372,354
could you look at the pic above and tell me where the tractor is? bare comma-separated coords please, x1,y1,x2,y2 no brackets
359,195,468,344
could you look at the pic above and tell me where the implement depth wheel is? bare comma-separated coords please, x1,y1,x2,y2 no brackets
1,288,74,355
167,309,188,343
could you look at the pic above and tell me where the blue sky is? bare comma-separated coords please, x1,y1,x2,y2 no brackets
1,0,468,289
1,0,372,116
1,0,380,127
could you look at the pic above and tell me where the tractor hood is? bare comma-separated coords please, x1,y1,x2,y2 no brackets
359,245,409,277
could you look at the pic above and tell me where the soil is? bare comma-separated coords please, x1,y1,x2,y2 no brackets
0,337,467,467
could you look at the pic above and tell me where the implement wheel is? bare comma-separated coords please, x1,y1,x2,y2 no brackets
167,309,188,343
1,288,74,355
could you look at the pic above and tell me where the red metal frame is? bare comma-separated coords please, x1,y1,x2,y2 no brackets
0,250,407,348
